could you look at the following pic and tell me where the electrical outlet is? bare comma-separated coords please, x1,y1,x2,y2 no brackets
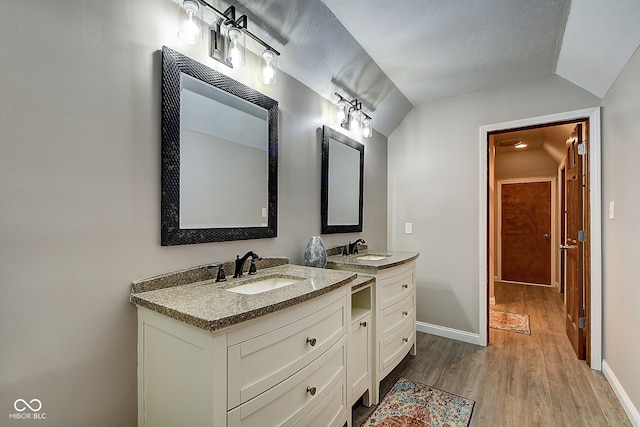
405,223,412,234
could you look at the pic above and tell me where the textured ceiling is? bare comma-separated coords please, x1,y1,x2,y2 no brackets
208,0,640,137
228,0,413,137
321,0,571,106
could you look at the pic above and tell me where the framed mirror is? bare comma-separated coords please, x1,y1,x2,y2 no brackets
321,126,364,234
161,46,278,245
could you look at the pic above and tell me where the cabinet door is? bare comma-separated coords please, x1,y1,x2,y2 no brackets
349,314,371,405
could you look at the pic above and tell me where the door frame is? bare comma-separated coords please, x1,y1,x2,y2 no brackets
497,177,557,286
478,107,602,370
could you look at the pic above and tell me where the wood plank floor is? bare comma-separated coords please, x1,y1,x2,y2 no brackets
352,282,631,426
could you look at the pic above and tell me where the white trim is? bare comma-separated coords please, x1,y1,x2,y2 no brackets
479,107,602,370
497,177,556,285
602,360,640,426
416,321,482,346
589,108,603,371
478,128,489,346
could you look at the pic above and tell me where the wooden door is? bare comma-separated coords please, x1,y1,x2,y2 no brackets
500,181,552,285
565,124,586,359
560,166,566,294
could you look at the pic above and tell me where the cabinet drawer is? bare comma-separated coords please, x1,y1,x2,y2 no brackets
227,338,346,427
379,312,414,372
228,297,346,408
379,294,415,340
378,267,414,309
296,375,347,427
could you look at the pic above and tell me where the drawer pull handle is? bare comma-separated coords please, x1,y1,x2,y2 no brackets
306,337,317,347
306,386,317,396
402,310,408,316
403,337,409,343
360,321,367,327
402,284,409,289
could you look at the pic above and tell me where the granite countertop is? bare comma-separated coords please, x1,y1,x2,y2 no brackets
326,250,419,272
350,275,375,291
130,264,356,332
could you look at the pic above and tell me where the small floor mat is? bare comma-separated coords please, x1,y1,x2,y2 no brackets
362,377,475,427
489,309,531,335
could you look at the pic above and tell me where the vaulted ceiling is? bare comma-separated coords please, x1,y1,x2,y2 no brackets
231,0,640,136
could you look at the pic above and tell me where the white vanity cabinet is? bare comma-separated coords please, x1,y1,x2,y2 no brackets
327,255,417,406
136,286,349,427
375,261,416,387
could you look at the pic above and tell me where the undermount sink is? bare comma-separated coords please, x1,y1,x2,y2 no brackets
225,275,304,295
355,254,391,261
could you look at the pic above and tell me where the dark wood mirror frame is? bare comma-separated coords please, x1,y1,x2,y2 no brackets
161,46,278,245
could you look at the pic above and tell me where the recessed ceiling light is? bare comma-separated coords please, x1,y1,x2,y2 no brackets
514,142,527,149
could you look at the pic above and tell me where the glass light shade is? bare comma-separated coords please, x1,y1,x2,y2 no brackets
350,111,361,133
261,49,277,84
177,0,202,45
362,117,372,138
337,100,349,124
226,28,246,67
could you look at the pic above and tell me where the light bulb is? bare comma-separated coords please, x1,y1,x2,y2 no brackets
350,111,361,133
261,49,277,85
337,100,348,124
177,0,202,45
362,117,372,138
226,28,245,67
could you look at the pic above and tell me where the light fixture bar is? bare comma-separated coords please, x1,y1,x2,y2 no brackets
198,0,281,56
335,92,373,137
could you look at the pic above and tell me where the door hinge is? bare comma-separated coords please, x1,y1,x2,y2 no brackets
578,142,586,155
578,229,586,242
578,317,587,329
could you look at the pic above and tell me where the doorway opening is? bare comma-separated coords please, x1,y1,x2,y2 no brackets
478,108,602,369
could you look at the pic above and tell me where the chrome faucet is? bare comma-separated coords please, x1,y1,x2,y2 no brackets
233,251,261,278
346,238,366,255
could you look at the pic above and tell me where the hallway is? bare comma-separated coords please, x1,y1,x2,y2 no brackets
353,282,630,426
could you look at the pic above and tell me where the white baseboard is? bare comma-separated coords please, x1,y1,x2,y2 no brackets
416,321,483,346
602,360,640,426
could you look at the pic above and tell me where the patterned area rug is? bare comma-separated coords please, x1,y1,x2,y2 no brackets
489,309,531,335
362,377,475,427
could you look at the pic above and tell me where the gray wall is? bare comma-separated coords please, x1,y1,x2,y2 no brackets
0,1,387,425
602,45,640,418
388,75,601,333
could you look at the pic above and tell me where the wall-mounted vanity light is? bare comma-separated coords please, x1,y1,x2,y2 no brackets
335,93,373,138
177,0,281,85
177,0,203,45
